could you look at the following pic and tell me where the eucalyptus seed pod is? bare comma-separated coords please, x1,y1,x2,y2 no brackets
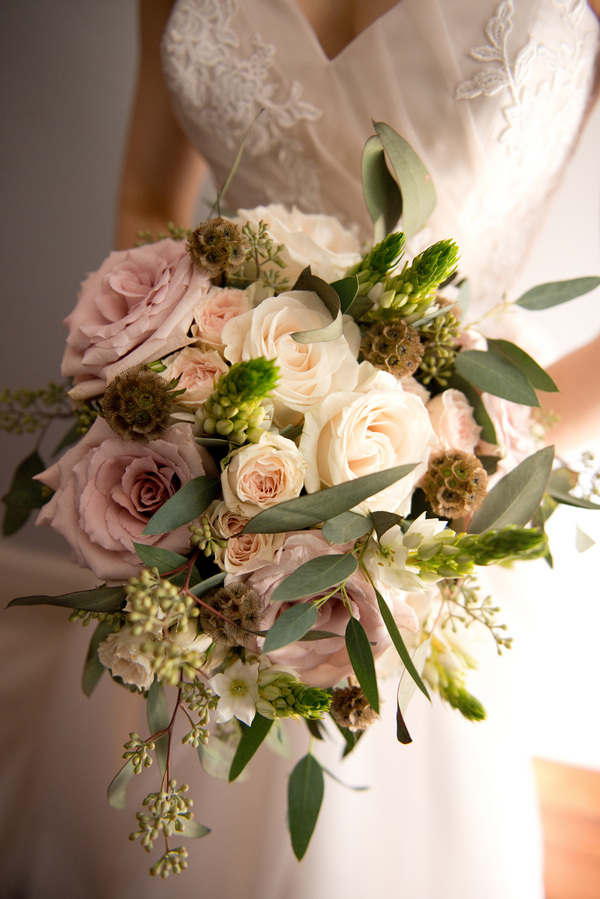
361,319,423,377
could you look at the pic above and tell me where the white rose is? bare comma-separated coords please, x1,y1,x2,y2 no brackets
222,432,308,518
237,204,361,283
299,363,437,514
222,291,360,428
191,285,251,350
161,346,229,410
97,626,155,691
427,388,482,453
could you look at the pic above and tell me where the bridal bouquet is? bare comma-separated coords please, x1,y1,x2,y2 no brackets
3,123,599,878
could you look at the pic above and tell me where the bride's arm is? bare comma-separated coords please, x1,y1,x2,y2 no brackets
117,0,208,250
540,332,600,454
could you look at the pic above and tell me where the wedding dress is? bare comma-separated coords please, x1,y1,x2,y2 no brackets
1,2,598,898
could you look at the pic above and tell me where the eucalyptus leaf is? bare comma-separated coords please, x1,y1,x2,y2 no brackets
343,295,375,320
322,511,373,544
266,718,294,758
2,451,49,536
468,445,555,533
331,276,359,313
446,372,497,444
142,476,220,536
477,455,500,475
278,423,304,442
179,819,211,839
52,420,80,456
133,543,202,587
305,717,325,741
82,619,115,697
455,350,540,407
288,754,325,860
396,640,431,744
198,734,241,781
297,629,343,641
242,464,418,534
345,617,379,714
291,270,343,343
330,716,365,758
263,603,318,653
272,554,358,602
410,301,458,329
107,759,136,810
229,713,273,782
361,133,404,241
147,681,170,775
7,585,126,612
544,488,600,510
321,766,369,791
376,590,430,701
196,437,230,448
374,122,436,238
189,572,226,598
486,339,558,392
515,276,600,310
371,510,404,540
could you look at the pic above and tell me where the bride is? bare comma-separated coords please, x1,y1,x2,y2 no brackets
2,1,600,897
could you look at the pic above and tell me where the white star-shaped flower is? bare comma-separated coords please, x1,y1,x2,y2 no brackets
209,658,259,726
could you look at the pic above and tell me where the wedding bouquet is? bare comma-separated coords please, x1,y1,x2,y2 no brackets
3,122,599,878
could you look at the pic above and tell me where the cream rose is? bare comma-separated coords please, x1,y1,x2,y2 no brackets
427,388,482,453
161,346,229,410
97,626,155,691
222,291,360,428
237,204,361,283
221,433,307,518
191,285,251,350
62,239,211,402
299,363,437,514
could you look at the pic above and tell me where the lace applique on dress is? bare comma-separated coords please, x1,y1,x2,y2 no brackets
452,0,597,309
162,0,323,210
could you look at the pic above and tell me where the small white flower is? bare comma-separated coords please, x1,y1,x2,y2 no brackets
364,513,451,594
209,658,259,725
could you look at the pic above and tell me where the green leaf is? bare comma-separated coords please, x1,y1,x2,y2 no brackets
288,754,325,860
147,681,170,775
374,122,436,238
142,476,220,536
361,134,404,241
198,734,241,781
468,445,555,533
297,629,342,642
446,372,497,444
81,619,115,697
132,543,203,587
107,758,136,810
196,436,230,449
229,713,273,782
345,617,379,714
52,421,80,456
545,488,600,510
396,640,431,744
7,585,126,612
376,590,430,701
331,276,359,314
188,572,226,598
322,511,373,544
271,554,358,602
305,717,325,740
486,339,558,392
291,269,343,343
477,455,500,475
242,464,418,534
263,603,319,653
515,277,600,310
179,819,211,839
321,766,369,791
371,510,404,540
330,716,365,758
2,451,49,536
455,350,540,407
278,423,304,441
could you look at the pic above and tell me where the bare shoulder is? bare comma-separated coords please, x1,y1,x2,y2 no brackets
589,0,600,20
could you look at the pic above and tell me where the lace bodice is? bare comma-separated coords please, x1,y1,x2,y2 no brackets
162,0,599,310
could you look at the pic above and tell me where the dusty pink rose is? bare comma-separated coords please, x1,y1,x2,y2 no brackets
35,418,217,581
191,285,251,349
427,388,482,453
209,501,285,574
62,239,211,402
228,532,391,688
478,393,535,482
161,346,229,410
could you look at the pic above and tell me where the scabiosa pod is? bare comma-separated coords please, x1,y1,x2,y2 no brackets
198,582,264,647
102,366,184,443
421,448,487,518
330,684,379,731
361,319,423,377
201,357,279,446
186,217,248,276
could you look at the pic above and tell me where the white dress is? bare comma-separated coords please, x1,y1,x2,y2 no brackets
1,2,598,897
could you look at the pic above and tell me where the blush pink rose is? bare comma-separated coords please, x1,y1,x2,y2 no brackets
191,285,251,349
161,346,229,410
427,388,482,453
227,532,392,688
478,393,535,483
35,418,217,582
62,239,211,402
